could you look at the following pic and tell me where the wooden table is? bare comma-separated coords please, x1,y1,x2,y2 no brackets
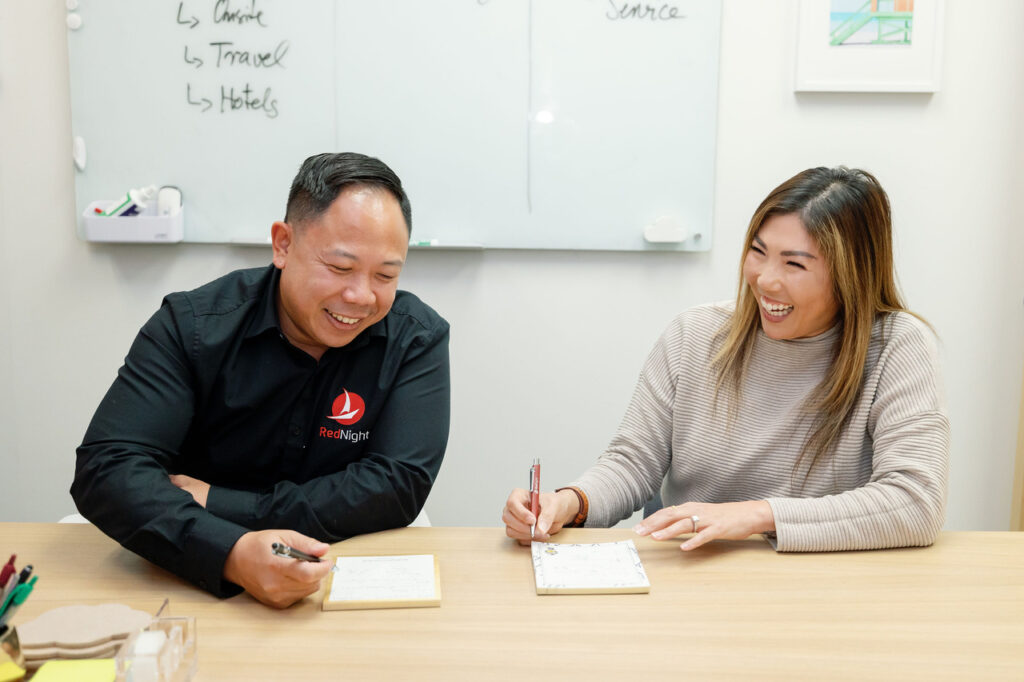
2,524,1022,680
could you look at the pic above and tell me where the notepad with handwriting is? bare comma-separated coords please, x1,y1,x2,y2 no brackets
531,540,650,595
322,554,441,611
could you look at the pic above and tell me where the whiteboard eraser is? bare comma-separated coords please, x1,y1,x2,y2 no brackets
72,136,87,171
158,186,183,217
644,216,687,243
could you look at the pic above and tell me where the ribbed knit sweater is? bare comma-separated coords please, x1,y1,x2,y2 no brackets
573,302,949,551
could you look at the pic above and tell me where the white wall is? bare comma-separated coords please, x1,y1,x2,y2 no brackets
1,1,1022,532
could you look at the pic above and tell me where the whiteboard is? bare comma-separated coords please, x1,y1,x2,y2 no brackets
67,0,721,251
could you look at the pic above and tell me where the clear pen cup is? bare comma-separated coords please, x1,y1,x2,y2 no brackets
0,625,26,680
114,616,196,682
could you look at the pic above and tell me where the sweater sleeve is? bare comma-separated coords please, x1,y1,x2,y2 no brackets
766,320,950,551
572,319,681,527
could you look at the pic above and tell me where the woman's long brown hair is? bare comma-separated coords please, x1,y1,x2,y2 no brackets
713,167,917,482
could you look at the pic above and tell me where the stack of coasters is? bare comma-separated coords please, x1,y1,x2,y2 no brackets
16,604,152,671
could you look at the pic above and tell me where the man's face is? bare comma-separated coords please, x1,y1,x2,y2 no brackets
271,186,408,360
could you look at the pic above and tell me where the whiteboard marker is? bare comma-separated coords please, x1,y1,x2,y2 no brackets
102,185,157,217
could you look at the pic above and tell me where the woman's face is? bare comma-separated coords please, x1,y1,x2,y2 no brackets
742,213,839,340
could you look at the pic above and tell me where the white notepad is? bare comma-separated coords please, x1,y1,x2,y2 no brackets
531,540,650,594
322,554,441,610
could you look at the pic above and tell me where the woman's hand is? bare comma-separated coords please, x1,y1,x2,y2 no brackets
502,488,579,546
634,500,775,551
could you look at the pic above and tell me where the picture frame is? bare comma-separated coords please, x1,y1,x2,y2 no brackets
794,0,945,92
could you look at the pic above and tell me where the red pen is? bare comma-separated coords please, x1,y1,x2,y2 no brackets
529,458,540,539
0,556,14,589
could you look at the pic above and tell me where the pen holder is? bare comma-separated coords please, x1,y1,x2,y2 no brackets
0,626,26,681
114,616,196,682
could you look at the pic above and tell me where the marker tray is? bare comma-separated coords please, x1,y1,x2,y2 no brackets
82,201,184,243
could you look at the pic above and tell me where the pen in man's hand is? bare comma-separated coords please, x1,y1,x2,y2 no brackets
271,542,322,563
529,458,540,539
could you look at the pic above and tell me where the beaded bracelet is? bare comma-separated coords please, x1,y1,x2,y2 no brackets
555,486,589,527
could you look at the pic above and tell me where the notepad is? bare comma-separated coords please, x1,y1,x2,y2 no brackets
322,555,441,611
531,540,650,595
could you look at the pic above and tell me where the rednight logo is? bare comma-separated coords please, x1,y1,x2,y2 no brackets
327,389,364,426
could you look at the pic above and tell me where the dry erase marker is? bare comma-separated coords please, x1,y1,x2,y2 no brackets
102,185,157,217
529,458,540,539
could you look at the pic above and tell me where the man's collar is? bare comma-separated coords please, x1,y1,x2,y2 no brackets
243,265,283,340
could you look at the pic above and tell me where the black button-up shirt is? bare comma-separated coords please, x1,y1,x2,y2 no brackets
72,265,450,596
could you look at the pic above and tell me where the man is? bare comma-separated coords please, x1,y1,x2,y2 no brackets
72,153,450,608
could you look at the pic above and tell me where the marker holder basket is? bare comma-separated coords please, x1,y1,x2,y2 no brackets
82,201,184,243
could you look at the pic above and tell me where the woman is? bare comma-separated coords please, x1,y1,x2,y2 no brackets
502,167,949,552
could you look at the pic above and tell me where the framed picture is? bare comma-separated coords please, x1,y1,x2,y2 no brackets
794,0,945,92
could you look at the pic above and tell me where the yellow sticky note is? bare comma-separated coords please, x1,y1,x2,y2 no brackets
30,658,115,682
0,660,26,682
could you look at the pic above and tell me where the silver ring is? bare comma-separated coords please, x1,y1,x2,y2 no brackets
690,515,700,533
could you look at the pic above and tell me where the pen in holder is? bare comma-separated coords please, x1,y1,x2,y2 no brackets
0,625,25,680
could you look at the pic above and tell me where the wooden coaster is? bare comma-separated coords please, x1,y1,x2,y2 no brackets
17,603,152,650
22,638,122,661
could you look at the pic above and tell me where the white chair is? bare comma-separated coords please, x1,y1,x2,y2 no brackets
58,513,90,523
408,508,431,527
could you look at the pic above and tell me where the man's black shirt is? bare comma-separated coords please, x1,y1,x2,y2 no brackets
72,265,450,596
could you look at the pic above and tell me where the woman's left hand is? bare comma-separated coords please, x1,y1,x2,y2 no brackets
633,500,776,551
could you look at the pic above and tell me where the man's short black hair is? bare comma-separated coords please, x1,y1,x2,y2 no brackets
284,152,412,234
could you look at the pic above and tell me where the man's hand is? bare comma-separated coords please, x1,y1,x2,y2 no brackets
223,529,333,608
169,474,211,508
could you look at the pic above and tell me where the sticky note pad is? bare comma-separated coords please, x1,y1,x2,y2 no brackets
30,658,115,682
532,540,651,594
323,554,441,610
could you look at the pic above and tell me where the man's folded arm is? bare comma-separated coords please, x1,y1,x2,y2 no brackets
206,327,451,540
72,300,250,596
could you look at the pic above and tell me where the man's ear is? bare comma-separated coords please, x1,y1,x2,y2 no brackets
271,221,294,269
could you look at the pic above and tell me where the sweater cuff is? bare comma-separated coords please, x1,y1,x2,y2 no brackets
206,486,260,528
181,513,249,597
764,498,795,551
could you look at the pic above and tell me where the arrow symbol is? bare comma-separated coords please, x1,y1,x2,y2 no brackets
176,2,199,29
183,46,204,69
186,84,212,112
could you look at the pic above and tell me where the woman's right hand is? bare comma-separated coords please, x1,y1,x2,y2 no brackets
502,488,579,546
